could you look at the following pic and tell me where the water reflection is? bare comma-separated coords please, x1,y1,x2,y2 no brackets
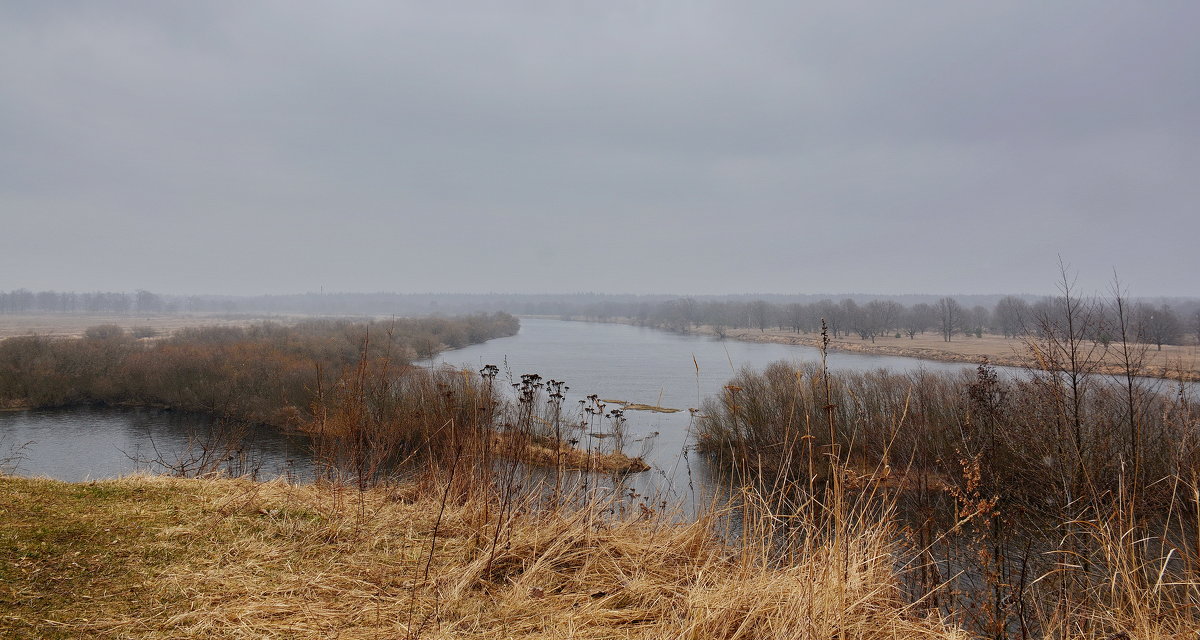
0,407,314,482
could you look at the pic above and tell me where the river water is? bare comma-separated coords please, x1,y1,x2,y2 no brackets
0,407,314,482
434,318,1002,495
0,318,1027,484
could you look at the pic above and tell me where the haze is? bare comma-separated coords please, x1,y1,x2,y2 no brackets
2,1,1197,297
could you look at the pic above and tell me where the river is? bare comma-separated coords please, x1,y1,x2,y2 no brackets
434,318,1005,496
0,407,314,482
0,318,1082,484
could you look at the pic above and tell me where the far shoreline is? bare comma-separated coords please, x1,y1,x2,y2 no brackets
558,316,1200,384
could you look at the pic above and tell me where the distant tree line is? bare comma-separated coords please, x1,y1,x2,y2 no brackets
0,289,170,314
575,295,1200,349
0,289,1108,317
3,288,1197,349
0,290,670,316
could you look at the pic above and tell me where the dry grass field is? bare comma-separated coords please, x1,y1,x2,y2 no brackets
0,313,299,341
0,474,963,640
5,471,1195,639
704,325,1200,381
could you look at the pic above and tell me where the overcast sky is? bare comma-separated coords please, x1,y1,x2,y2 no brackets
2,1,1197,297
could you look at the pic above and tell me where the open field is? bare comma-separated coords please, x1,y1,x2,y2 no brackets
0,313,304,341
666,323,1200,382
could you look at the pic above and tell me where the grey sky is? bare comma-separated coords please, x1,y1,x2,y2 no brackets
2,1,1197,297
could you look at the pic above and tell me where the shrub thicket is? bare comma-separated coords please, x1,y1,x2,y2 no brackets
0,313,519,426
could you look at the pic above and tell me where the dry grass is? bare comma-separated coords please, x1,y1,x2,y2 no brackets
0,313,292,341
516,434,650,473
600,400,683,414
1,473,962,639
5,471,1199,639
668,323,1200,382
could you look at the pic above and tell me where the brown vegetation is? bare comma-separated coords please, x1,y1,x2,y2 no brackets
305,358,650,481
694,291,1200,636
5,316,1198,636
0,312,280,341
0,473,961,639
6,277,1199,636
0,314,520,425
685,324,1200,382
0,313,651,478
5,453,1195,638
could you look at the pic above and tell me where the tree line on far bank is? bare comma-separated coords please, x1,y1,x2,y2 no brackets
582,293,1198,349
3,286,1197,349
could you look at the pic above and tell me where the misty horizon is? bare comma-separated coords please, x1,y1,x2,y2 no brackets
3,2,1198,297
3,286,1196,311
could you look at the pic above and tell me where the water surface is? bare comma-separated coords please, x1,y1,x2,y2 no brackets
437,318,991,494
0,406,313,481
9,318,1165,486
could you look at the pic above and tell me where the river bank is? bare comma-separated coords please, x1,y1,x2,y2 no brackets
565,317,1200,383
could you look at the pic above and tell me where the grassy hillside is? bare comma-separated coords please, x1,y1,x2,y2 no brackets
1,474,960,639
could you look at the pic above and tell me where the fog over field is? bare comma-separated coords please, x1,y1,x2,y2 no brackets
2,2,1197,297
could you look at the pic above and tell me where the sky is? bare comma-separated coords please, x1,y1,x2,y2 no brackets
2,1,1197,298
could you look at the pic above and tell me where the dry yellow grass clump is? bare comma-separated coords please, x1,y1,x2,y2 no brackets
1,473,961,639
516,435,651,473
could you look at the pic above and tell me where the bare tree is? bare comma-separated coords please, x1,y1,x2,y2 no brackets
936,297,961,342
1019,261,1110,600
902,303,934,339
815,299,841,338
1028,262,1106,505
855,300,901,342
875,300,901,337
135,290,164,314
1108,274,1152,493
967,305,990,337
785,302,805,334
1135,303,1181,350
750,300,772,333
994,295,1029,338
838,298,860,339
